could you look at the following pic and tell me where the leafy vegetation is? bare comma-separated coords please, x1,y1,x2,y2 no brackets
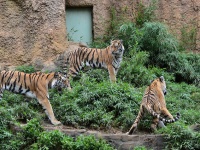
158,122,200,150
16,65,35,73
0,119,114,150
1,0,200,149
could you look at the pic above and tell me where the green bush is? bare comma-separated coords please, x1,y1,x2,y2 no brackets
118,22,142,56
32,132,115,150
50,76,142,131
117,50,174,87
135,0,157,27
140,22,179,67
16,65,35,73
0,108,15,150
138,22,199,85
75,135,114,150
158,122,200,150
32,130,73,150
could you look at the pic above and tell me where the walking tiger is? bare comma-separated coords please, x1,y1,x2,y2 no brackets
0,70,70,125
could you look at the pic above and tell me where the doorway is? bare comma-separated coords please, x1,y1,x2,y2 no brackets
66,7,93,45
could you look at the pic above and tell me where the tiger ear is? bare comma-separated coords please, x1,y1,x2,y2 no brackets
110,40,113,44
120,39,123,44
159,76,165,82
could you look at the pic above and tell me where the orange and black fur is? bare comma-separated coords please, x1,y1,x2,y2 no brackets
56,40,124,88
0,70,70,125
127,76,180,134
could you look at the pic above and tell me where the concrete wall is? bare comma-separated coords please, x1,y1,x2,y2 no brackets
0,0,68,69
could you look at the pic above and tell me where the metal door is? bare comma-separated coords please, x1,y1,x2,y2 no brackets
66,7,93,45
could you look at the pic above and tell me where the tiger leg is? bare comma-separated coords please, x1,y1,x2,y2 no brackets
126,105,144,135
36,92,61,125
107,65,116,83
115,68,119,75
151,117,159,131
67,63,80,78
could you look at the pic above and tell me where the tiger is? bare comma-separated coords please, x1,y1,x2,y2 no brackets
127,76,180,134
0,70,71,125
55,40,124,89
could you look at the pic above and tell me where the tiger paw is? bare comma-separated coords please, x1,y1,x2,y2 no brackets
51,120,62,126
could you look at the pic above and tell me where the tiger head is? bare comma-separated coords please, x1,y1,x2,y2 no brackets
110,40,124,55
150,76,167,95
53,72,71,91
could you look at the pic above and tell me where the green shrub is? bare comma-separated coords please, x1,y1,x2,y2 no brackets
118,22,142,56
1,91,42,123
16,65,35,73
75,135,114,150
50,75,142,131
117,50,174,87
0,108,15,150
32,130,74,150
135,0,157,27
140,22,179,67
139,22,200,85
165,82,200,125
23,119,44,142
158,122,200,150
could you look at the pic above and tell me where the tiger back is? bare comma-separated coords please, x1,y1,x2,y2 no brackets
127,76,180,134
0,70,70,125
55,40,124,89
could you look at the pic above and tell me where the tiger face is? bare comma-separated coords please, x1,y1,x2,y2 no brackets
151,76,167,95
110,40,124,55
53,72,71,91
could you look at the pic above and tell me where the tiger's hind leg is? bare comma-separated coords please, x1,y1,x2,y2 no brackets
36,91,61,125
151,117,159,131
126,106,144,135
126,123,138,135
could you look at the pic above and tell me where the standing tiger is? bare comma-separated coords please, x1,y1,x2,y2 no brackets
0,70,70,125
55,40,124,88
127,76,180,134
